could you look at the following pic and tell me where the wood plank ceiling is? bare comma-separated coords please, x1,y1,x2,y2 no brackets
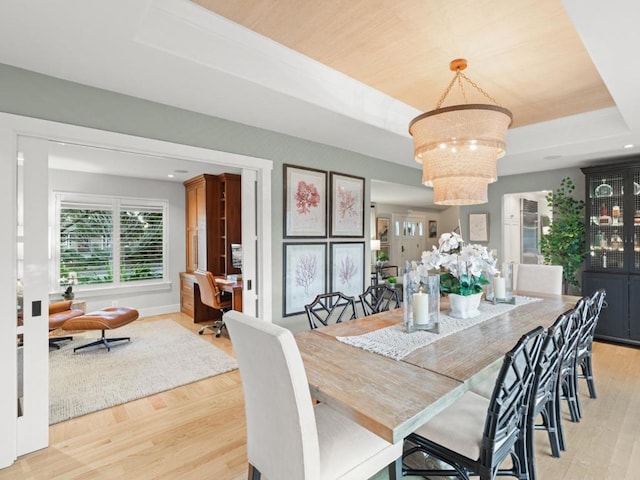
193,0,614,128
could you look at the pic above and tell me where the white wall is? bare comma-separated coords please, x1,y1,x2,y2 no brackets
49,169,185,316
374,203,460,251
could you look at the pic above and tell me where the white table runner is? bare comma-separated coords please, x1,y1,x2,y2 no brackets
337,296,542,360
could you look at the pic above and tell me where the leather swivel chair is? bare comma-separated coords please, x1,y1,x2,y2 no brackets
194,270,232,337
49,300,84,349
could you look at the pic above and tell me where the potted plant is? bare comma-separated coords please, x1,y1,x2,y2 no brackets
540,177,586,294
421,231,499,318
376,251,389,268
61,285,75,301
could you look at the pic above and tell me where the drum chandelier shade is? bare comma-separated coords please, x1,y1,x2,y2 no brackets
409,59,513,206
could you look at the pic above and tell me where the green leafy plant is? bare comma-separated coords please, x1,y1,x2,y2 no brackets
377,251,389,262
386,276,397,284
540,177,587,293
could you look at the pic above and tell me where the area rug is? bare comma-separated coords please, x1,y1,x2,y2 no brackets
49,319,237,424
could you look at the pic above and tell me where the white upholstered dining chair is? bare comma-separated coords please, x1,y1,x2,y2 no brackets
224,310,403,480
516,264,563,295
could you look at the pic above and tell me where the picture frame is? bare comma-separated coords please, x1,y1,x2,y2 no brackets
428,220,438,239
283,242,327,316
469,213,489,242
376,217,390,244
284,164,327,238
330,172,365,237
330,242,365,299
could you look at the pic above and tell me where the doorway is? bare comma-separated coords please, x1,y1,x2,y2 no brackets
502,191,551,264
0,113,273,467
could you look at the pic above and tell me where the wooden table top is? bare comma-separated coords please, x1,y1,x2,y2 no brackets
295,291,580,443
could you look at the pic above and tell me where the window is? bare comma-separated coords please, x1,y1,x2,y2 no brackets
55,193,167,290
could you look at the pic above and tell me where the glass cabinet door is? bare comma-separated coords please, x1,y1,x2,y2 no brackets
631,167,640,273
586,165,640,274
587,172,625,271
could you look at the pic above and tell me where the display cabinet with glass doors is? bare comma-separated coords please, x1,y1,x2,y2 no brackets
582,159,640,345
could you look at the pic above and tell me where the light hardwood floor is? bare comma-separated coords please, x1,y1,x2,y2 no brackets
2,312,640,479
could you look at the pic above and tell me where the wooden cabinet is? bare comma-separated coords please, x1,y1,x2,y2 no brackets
217,174,242,276
182,173,241,320
184,174,218,273
183,173,241,276
582,160,640,345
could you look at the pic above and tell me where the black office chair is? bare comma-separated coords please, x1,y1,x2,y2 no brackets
304,292,357,329
403,326,547,480
359,284,401,316
194,271,233,337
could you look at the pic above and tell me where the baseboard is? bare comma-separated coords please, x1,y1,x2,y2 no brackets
138,304,181,318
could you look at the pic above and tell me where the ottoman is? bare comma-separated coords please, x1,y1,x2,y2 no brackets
61,306,139,352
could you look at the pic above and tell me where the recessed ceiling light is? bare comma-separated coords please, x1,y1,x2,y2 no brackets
167,174,175,178
623,144,634,149
543,154,562,160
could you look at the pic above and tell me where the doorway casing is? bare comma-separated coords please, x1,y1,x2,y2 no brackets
0,112,273,468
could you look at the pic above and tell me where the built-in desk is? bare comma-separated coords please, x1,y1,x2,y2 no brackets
217,280,243,312
180,272,242,323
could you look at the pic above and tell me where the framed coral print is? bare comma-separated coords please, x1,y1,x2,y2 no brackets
469,213,489,242
330,242,364,298
283,243,327,316
284,164,327,238
330,172,365,237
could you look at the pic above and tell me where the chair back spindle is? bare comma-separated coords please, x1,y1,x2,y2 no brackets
305,292,357,329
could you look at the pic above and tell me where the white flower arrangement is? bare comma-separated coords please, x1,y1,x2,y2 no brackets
420,231,499,296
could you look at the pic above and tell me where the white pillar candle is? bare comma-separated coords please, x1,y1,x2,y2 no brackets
413,291,429,325
493,276,506,300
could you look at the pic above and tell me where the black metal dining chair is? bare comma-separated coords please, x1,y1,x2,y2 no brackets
556,297,587,451
576,289,606,400
403,326,547,480
524,308,582,479
304,291,357,329
359,284,401,316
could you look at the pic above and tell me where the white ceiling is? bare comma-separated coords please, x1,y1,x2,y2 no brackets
1,0,639,207
47,142,237,183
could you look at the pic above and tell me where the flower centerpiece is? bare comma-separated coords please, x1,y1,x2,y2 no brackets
421,231,499,318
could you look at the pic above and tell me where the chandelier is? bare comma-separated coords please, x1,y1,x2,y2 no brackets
409,59,513,205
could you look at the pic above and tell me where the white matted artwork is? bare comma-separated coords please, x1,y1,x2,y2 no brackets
330,172,365,237
469,213,489,242
284,164,327,238
330,242,365,298
283,242,327,316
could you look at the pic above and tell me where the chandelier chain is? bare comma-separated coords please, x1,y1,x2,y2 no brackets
435,70,462,109
460,72,501,105
436,70,501,108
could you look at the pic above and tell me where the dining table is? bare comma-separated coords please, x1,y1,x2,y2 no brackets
295,291,580,444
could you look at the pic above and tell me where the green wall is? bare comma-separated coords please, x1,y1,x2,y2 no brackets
0,63,422,328
2,63,594,325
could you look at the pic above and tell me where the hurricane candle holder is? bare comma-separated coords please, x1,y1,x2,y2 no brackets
490,262,516,305
403,268,439,333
